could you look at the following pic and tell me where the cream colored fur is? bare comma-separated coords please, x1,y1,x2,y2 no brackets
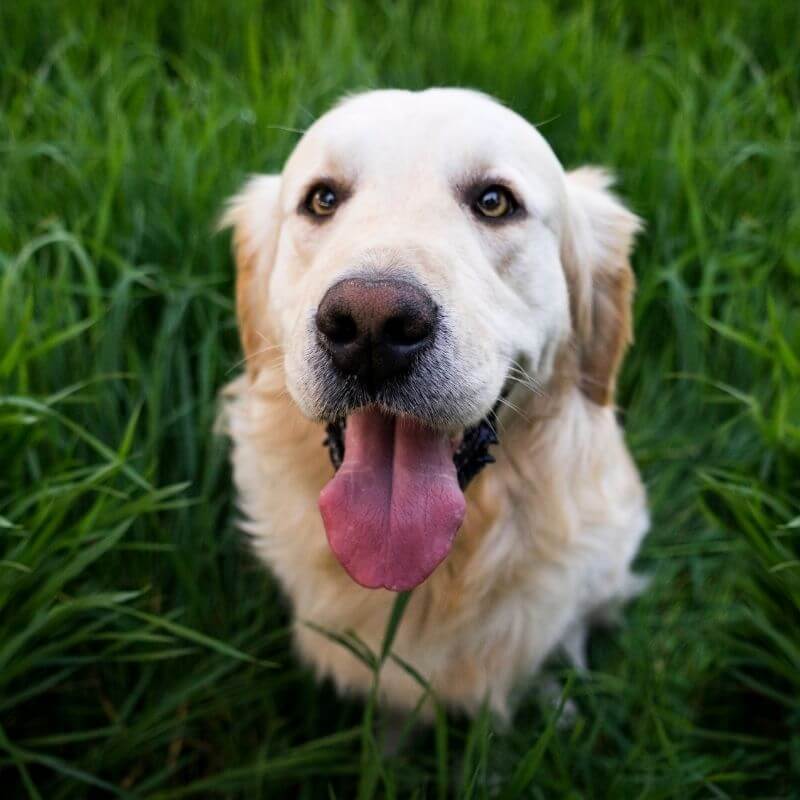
220,89,649,718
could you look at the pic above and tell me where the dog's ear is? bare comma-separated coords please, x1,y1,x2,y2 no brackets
219,175,282,377
561,167,641,406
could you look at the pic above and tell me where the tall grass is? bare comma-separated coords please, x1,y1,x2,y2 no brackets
1,0,798,796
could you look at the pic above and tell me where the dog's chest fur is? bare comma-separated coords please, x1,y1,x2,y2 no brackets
224,367,648,717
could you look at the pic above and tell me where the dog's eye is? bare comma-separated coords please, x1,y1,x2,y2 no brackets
474,185,517,219
305,184,338,217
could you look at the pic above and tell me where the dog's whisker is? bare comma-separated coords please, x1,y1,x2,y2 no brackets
508,358,546,388
533,113,561,130
484,411,504,438
496,394,532,424
265,124,308,135
508,356,536,376
507,360,548,398
505,371,546,398
227,343,284,375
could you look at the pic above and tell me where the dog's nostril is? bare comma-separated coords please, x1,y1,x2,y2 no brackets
327,313,358,345
317,309,359,346
383,314,432,347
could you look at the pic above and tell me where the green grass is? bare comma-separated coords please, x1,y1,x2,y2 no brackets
1,0,798,796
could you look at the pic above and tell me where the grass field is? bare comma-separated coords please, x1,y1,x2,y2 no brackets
1,0,799,796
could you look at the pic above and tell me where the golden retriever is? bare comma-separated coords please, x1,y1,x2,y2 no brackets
220,89,649,718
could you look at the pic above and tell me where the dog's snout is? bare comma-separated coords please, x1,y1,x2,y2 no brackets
315,278,437,386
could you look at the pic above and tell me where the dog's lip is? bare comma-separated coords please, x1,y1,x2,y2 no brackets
320,369,514,430
321,368,513,488
323,404,502,491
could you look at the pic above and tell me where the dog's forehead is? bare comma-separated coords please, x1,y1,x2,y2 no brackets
284,89,564,187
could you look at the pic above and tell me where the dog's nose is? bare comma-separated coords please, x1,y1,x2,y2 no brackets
315,277,437,387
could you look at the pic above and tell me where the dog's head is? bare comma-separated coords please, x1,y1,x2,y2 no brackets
223,89,640,591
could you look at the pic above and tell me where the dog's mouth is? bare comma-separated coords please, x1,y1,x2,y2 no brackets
318,404,500,592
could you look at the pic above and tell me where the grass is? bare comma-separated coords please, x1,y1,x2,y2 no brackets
1,0,798,796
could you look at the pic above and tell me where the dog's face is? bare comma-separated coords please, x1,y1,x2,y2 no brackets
234,90,574,428
225,89,640,591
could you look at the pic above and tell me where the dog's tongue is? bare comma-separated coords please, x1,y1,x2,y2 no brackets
319,409,466,591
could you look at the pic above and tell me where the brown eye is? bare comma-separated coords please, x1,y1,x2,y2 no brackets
306,184,338,217
475,185,516,219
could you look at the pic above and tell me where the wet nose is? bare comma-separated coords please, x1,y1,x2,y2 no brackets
315,277,438,388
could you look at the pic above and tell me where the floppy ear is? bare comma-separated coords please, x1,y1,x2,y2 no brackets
561,167,642,406
219,175,282,377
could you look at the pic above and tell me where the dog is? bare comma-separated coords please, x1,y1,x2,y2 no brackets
220,88,649,719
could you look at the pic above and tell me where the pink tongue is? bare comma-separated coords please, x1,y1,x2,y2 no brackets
318,409,466,591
